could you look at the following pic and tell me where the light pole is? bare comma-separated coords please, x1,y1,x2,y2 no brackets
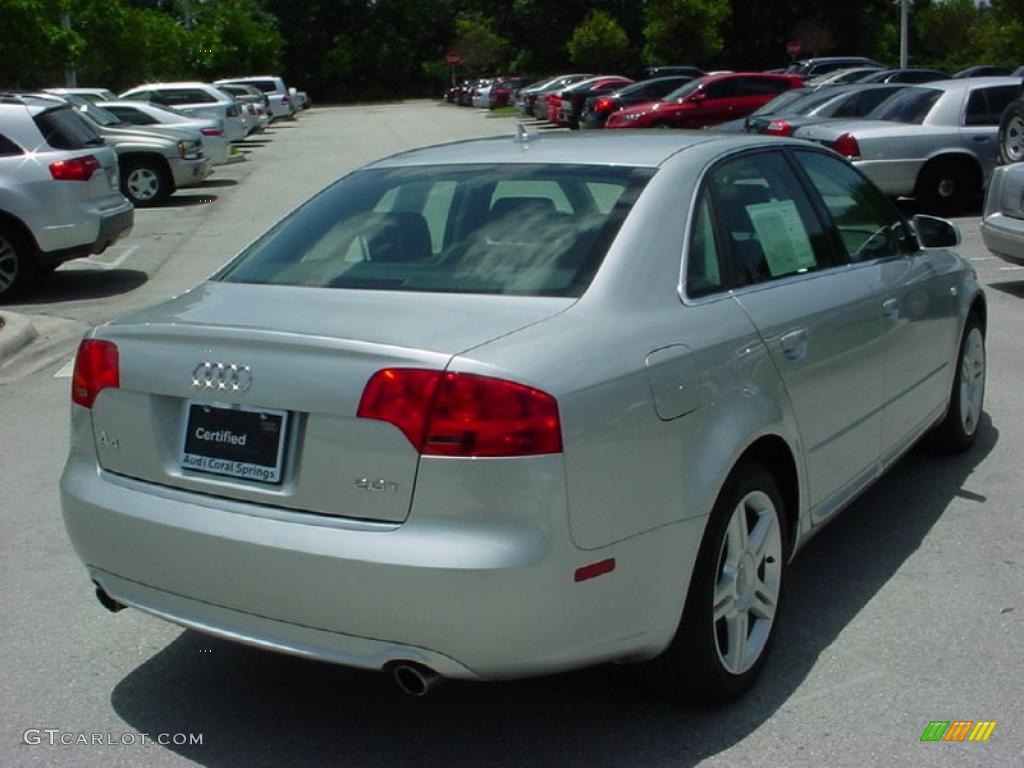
61,10,77,87
899,0,909,70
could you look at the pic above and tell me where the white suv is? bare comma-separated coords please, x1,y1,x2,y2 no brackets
216,76,292,120
119,83,247,142
0,94,134,298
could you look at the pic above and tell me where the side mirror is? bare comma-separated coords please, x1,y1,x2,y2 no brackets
912,214,960,249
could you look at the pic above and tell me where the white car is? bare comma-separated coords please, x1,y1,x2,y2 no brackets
981,161,1024,265
0,94,133,297
216,77,292,120
119,83,248,143
98,101,236,166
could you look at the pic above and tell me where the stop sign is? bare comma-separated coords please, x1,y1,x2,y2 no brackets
445,51,461,66
787,40,802,58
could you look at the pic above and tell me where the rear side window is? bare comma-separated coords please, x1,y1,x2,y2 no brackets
964,86,1018,126
740,77,790,96
686,194,724,297
868,88,941,124
219,164,654,297
245,80,279,93
32,107,102,150
0,133,22,156
707,151,836,286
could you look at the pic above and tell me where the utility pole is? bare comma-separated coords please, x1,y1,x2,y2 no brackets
61,10,77,87
899,0,909,70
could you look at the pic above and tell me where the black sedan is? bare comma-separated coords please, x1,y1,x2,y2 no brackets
579,76,693,129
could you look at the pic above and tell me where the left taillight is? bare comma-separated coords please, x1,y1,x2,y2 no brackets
71,339,119,409
49,154,100,182
200,127,223,136
764,119,792,136
357,369,563,457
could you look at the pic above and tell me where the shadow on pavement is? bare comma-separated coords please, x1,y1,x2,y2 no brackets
199,179,239,188
109,418,997,768
158,193,219,207
987,278,1024,298
15,268,148,303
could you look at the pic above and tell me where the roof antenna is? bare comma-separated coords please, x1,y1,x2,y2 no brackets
514,122,536,148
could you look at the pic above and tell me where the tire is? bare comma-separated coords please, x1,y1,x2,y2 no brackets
914,159,976,216
998,99,1024,165
638,459,788,706
929,314,986,453
121,159,171,207
651,120,672,130
0,223,36,300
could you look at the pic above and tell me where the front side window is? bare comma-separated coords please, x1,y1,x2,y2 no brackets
794,151,909,262
704,79,739,100
219,164,653,297
708,151,836,286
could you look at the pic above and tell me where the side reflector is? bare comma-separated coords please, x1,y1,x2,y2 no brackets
574,558,616,583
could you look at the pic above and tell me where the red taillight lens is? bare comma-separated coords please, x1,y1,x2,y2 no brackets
357,369,562,457
282,96,290,104
200,127,223,136
765,119,792,136
833,132,861,159
595,98,613,112
71,339,119,408
49,154,100,182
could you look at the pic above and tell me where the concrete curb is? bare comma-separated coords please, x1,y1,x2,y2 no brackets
0,311,38,362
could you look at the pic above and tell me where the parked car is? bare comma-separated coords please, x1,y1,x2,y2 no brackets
580,76,694,129
981,161,1024,265
489,77,537,109
518,74,593,117
215,76,292,120
120,82,247,142
558,76,634,129
45,87,118,105
98,100,234,167
744,84,911,136
288,87,309,111
786,56,886,78
0,93,133,297
605,73,804,130
954,65,1014,79
471,79,495,108
795,78,1021,213
216,83,271,132
61,131,985,706
854,68,949,84
710,88,816,132
997,91,1024,164
642,65,705,79
807,67,885,87
66,96,211,206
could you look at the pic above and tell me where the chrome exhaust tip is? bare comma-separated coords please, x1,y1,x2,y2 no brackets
389,662,442,696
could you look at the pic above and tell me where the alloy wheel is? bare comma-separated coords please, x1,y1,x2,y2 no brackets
959,327,985,436
1004,116,1024,163
713,490,782,675
127,168,160,201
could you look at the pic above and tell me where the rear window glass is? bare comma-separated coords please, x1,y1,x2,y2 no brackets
33,107,102,150
867,87,941,124
243,81,279,93
219,164,653,297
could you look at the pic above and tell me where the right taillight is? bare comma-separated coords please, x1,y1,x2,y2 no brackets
200,127,223,136
49,154,100,182
595,98,614,112
833,132,861,159
71,339,119,408
765,119,792,136
357,369,562,457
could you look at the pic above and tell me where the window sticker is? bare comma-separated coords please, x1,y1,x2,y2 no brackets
745,199,817,276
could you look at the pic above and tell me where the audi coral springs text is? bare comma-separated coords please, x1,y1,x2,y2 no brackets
60,132,986,705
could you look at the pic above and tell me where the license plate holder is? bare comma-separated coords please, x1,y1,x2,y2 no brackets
180,401,288,484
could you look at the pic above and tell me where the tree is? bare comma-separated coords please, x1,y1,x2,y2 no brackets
566,10,629,71
0,0,83,87
643,0,730,66
451,11,510,73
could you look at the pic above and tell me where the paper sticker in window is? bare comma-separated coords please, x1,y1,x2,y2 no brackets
745,199,817,277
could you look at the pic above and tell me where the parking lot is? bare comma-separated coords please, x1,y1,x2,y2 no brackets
1,101,1023,767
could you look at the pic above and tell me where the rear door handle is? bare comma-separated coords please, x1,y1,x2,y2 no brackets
972,135,990,142
882,298,900,322
780,328,808,361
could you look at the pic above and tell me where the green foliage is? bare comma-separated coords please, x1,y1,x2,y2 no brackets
643,0,730,66
0,0,83,87
452,11,510,73
566,10,629,71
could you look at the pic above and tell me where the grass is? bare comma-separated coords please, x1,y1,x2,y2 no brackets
487,106,519,118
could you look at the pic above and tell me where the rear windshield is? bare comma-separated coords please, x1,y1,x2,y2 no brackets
219,164,654,297
33,106,103,150
867,87,942,123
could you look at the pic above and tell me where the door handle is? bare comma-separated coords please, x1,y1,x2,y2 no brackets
972,135,990,142
882,298,900,322
780,328,808,361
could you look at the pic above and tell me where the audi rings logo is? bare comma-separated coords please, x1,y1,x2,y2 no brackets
191,362,253,392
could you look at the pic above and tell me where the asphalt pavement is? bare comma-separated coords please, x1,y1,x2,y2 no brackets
0,102,1022,768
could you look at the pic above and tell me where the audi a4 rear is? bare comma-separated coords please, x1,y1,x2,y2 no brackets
61,132,985,704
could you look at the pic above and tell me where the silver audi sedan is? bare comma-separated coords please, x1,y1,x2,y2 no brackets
61,132,987,705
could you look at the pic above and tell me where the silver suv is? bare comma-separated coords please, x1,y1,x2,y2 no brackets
0,94,133,298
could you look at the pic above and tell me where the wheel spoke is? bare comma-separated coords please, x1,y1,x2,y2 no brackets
714,570,737,620
725,610,748,669
751,581,776,620
726,503,748,561
747,512,773,561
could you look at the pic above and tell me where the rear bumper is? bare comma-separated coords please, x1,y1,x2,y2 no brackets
854,158,922,198
60,451,701,680
37,200,134,265
980,212,1024,265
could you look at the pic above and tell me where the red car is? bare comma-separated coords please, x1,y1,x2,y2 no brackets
605,72,804,130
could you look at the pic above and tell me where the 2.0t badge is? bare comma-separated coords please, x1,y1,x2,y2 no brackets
191,362,253,392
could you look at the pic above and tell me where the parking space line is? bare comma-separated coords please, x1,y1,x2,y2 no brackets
970,256,997,261
54,358,75,378
998,266,1024,271
62,244,140,271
